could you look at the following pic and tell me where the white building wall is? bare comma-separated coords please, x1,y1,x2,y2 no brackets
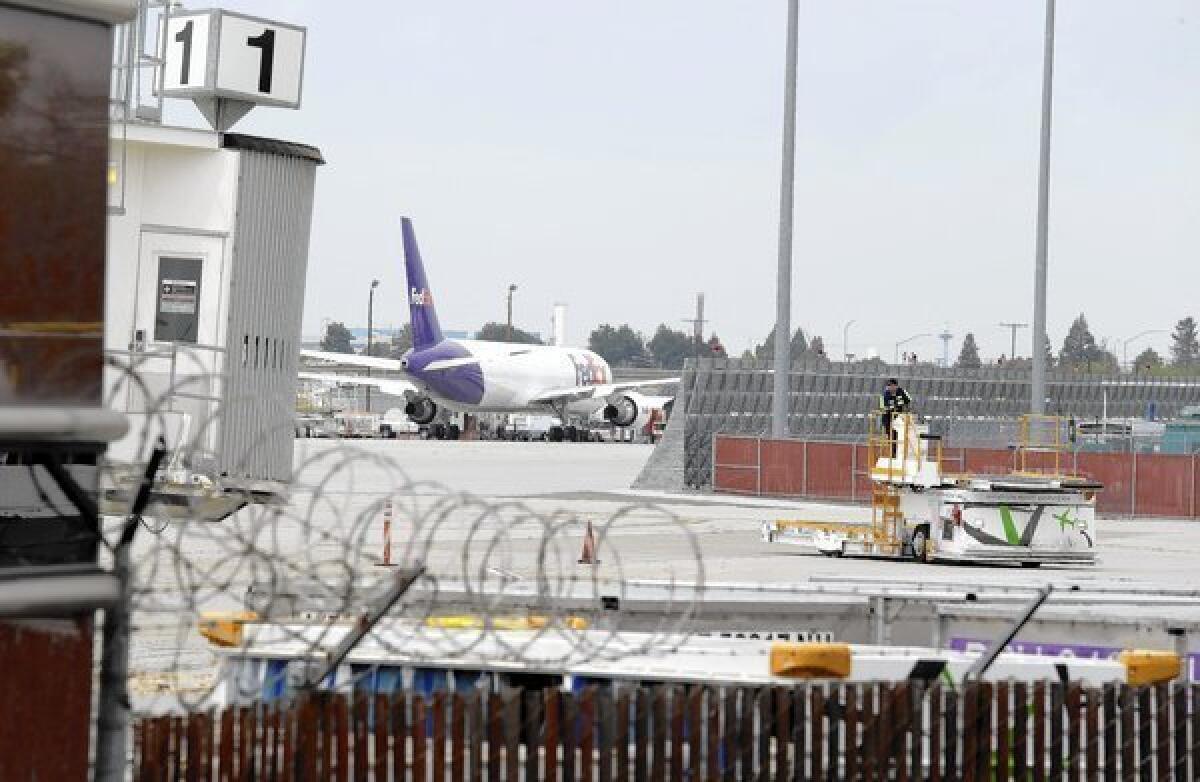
104,123,321,484
105,124,239,474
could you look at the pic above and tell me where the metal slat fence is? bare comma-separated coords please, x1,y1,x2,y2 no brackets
133,681,1200,780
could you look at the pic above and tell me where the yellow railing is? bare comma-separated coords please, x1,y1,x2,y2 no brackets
866,412,914,548
1016,414,1071,478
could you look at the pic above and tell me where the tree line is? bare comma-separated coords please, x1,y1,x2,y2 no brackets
952,314,1200,374
317,314,1200,375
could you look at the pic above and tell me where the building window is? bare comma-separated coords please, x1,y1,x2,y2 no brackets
154,257,202,343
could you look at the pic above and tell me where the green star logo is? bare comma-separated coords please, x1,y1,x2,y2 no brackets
1054,509,1077,531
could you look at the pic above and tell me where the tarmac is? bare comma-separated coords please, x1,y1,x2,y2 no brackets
127,437,1200,708
290,438,1200,590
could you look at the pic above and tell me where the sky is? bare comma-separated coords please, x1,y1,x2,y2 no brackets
166,1,1200,364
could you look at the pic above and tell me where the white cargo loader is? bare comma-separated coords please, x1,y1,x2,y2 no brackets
761,414,1100,566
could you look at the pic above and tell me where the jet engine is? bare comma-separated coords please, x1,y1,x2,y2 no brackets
602,392,672,431
405,395,438,425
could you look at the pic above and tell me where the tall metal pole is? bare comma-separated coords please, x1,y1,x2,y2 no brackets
1031,0,1057,415
506,284,517,342
842,319,856,362
771,0,800,438
366,279,379,412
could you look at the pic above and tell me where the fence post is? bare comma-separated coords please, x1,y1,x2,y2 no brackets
851,443,857,502
95,443,167,782
802,440,808,497
710,432,716,492
1131,447,1138,518
757,437,762,496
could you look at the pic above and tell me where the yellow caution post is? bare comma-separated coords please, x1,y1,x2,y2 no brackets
198,611,259,647
1118,650,1181,686
770,642,852,679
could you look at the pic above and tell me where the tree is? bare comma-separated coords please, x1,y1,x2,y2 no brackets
789,328,808,361
1041,333,1056,370
647,324,695,369
588,323,646,366
753,327,776,361
754,326,822,362
368,323,412,358
956,333,982,369
1133,347,1163,374
1171,317,1199,367
320,321,354,353
1059,314,1112,371
476,322,543,344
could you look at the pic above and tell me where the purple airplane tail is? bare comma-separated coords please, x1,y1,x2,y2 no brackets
402,217,444,351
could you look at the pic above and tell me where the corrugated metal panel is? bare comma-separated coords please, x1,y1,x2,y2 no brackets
218,149,318,482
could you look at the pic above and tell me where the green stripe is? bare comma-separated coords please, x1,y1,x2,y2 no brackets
999,505,1021,546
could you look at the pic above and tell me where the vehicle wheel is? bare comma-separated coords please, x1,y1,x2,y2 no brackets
565,425,578,442
548,426,564,442
432,423,447,440
910,525,930,563
447,424,461,440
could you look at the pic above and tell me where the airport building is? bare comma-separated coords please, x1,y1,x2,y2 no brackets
105,5,320,489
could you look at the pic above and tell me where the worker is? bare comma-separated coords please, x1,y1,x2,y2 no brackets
880,377,912,454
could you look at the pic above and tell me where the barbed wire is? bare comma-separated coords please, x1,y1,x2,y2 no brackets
94,351,705,711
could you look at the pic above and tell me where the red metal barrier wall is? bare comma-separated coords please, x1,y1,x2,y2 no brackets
0,619,94,780
712,437,760,494
1129,452,1196,518
1075,453,1134,516
760,440,806,496
713,436,1200,519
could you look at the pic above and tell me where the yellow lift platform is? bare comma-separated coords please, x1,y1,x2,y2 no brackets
761,413,1100,566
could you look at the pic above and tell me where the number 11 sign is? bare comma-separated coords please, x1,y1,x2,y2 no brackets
163,10,305,109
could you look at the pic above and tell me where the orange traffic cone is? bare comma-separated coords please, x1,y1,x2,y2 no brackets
376,500,396,568
578,521,600,565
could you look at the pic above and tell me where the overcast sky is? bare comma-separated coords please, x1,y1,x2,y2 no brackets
170,1,1200,363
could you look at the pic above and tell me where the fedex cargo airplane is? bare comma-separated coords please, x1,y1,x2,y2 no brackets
302,218,676,441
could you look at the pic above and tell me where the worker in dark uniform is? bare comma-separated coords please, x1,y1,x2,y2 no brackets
880,377,913,455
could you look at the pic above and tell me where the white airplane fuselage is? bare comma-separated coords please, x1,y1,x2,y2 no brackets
404,338,614,416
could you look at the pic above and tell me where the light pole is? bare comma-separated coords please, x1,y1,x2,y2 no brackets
999,322,1029,360
1031,0,1057,414
894,333,932,365
506,284,518,342
1122,329,1167,372
842,319,856,363
771,0,800,439
366,279,379,412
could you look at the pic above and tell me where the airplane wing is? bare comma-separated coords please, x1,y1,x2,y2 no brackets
299,371,416,397
530,377,680,405
301,349,404,372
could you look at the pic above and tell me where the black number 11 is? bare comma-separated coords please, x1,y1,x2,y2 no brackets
246,29,276,93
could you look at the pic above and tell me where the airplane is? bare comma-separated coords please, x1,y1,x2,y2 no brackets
302,218,677,441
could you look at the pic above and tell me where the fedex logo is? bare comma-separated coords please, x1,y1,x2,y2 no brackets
570,352,608,386
410,288,433,307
